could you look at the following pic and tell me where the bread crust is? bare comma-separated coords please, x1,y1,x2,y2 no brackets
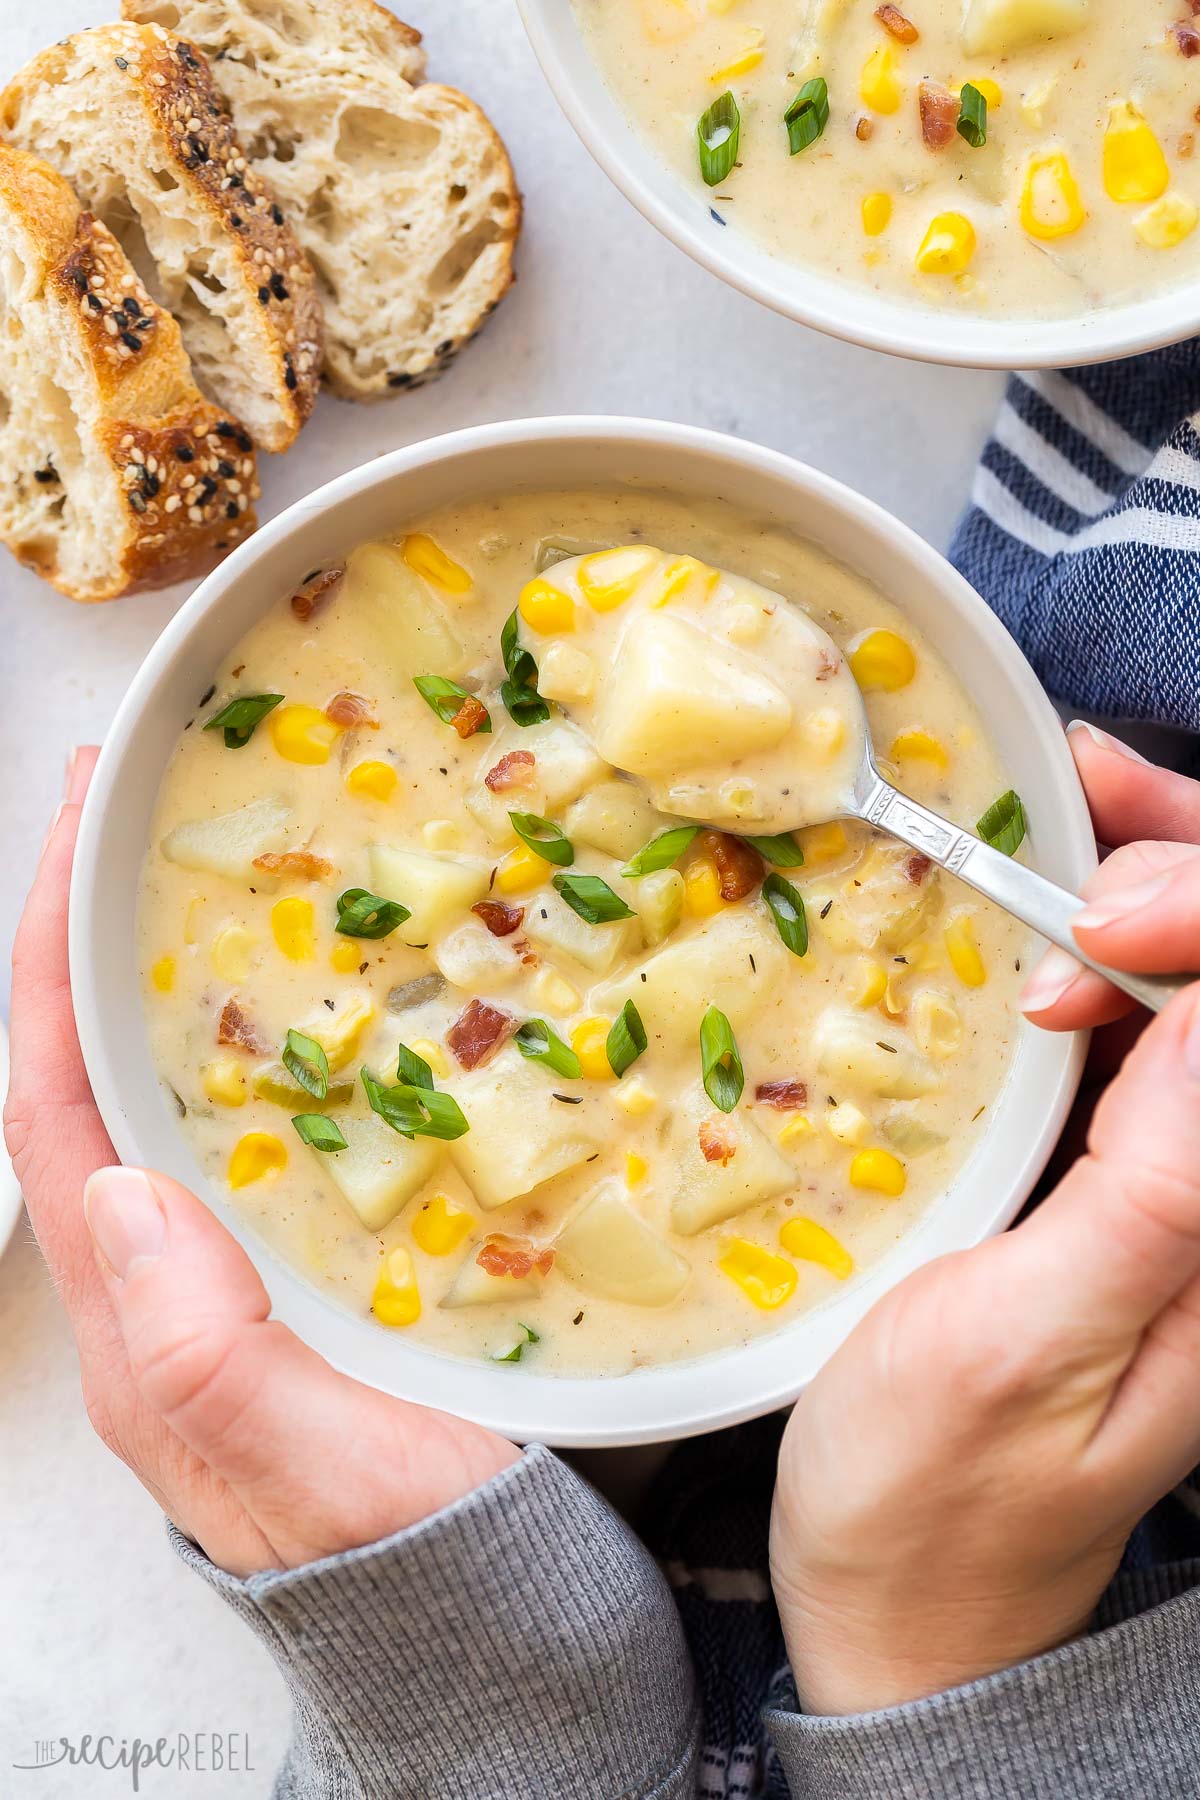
0,144,260,602
0,23,323,451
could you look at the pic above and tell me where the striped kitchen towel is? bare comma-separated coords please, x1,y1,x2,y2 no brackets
949,343,1200,735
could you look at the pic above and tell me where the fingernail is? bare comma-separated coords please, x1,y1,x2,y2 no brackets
1187,992,1200,1081
65,747,92,804
1075,876,1173,933
84,1168,166,1280
1020,947,1083,1014
1066,720,1152,767
39,802,64,857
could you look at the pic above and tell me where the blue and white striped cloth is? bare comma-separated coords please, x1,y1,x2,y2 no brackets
950,344,1200,735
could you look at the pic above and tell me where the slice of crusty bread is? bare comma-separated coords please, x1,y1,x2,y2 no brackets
121,0,521,400
0,143,259,603
0,22,323,452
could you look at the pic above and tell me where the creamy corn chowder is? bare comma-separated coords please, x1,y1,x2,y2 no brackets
575,0,1200,317
138,488,1028,1378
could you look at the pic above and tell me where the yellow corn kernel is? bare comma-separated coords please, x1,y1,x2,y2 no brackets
862,191,893,237
1103,101,1169,206
346,759,397,802
647,555,720,609
778,1112,815,1147
615,1076,658,1116
709,29,765,81
861,43,902,114
402,533,472,596
330,940,363,974
915,211,976,275
800,821,849,863
912,989,962,1058
571,1016,616,1081
150,955,175,993
890,729,949,772
724,600,769,645
409,1037,449,1078
945,912,986,987
210,925,258,982
882,969,908,1020
626,1151,649,1187
780,1217,854,1280
683,858,724,918
826,1101,872,1147
1020,76,1057,130
229,1131,287,1190
532,966,582,1015
849,1147,907,1198
849,629,916,692
801,709,847,758
270,703,341,766
372,1247,422,1328
411,1194,475,1257
183,898,207,945
853,958,888,1008
963,77,1001,109
1020,151,1086,241
518,577,576,635
201,1057,248,1108
719,1238,799,1310
577,545,658,611
422,819,461,852
1134,193,1199,249
272,896,315,962
316,996,375,1071
494,843,547,895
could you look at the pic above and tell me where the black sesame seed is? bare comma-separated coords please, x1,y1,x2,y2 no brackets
122,296,141,318
33,464,58,485
128,491,147,513
235,430,252,453
174,444,195,463
187,137,209,164
257,285,270,305
120,330,142,353
270,273,288,300
230,213,243,229
387,371,414,388
86,293,103,312
437,339,453,354
271,204,284,225
216,460,235,478
284,365,297,391
224,501,238,519
199,476,218,502
216,422,236,439
141,472,161,497
70,267,88,293
227,171,243,189
115,55,128,69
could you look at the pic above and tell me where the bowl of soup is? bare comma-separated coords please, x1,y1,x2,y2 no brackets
520,0,1200,367
70,416,1091,1445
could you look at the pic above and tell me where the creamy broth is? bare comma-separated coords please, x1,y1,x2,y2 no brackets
138,488,1027,1377
574,0,1200,317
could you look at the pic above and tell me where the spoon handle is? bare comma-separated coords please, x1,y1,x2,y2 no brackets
854,775,1191,1016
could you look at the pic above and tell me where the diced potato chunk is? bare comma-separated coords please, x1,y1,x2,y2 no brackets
304,993,375,1072
593,613,792,777
465,719,608,842
340,541,465,677
563,780,666,859
367,845,490,947
433,922,521,990
440,1249,544,1308
812,1008,940,1100
442,1050,605,1209
161,799,291,883
961,0,1087,57
593,909,785,1043
318,1114,439,1233
556,1182,690,1306
523,888,636,975
820,844,941,954
667,1083,795,1236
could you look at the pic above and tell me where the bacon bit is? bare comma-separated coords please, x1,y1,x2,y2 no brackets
484,749,537,792
325,690,377,730
856,115,874,141
755,1080,809,1110
699,830,765,902
476,1235,556,1279
252,848,334,881
472,899,524,937
875,3,918,42
514,938,539,968
919,82,960,149
699,1118,738,1166
217,999,269,1055
904,852,932,884
447,998,515,1069
1172,21,1200,54
450,696,489,740
290,565,344,621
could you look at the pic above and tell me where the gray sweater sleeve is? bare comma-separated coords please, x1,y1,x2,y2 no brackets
766,1565,1200,1800
170,1443,700,1800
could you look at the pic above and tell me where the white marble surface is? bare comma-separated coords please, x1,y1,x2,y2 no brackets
0,1,1003,1792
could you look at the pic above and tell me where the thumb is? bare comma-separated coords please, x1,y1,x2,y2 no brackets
84,1167,517,1570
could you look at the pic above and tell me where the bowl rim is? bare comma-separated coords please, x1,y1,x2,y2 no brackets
516,0,1200,371
70,414,1091,1446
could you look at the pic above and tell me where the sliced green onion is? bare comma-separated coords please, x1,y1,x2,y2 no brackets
500,609,550,728
362,1068,469,1141
976,790,1027,856
762,873,809,958
292,1114,347,1153
335,887,410,940
784,77,829,155
413,674,492,733
203,692,283,749
552,872,636,924
402,1087,470,1141
493,1321,540,1364
697,90,741,187
700,1007,744,1114
282,1028,330,1101
622,825,699,877
509,811,575,867
606,1001,647,1078
515,1019,582,1080
396,1040,434,1089
957,82,988,149
740,831,805,868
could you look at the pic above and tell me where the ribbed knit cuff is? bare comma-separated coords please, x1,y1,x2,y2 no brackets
766,1574,1200,1800
171,1444,699,1800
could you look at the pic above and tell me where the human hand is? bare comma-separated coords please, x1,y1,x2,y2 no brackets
770,730,1200,1716
3,751,518,1579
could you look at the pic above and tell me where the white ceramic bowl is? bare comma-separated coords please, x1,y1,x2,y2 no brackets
70,417,1091,1447
517,0,1200,370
